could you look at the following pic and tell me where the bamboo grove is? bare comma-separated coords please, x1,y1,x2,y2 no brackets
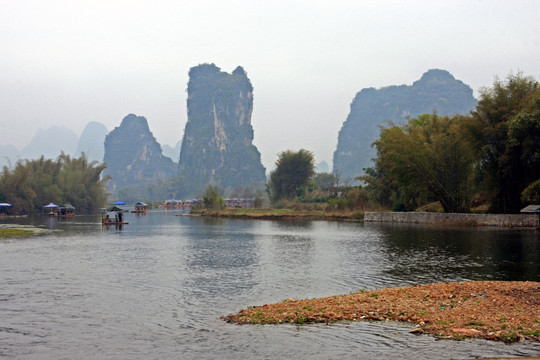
362,73,540,213
0,153,109,214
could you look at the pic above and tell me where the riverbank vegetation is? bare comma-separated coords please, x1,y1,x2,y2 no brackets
223,281,540,343
196,74,539,218
0,153,109,214
267,149,316,202
194,206,364,221
363,73,540,214
0,228,34,237
1,73,537,217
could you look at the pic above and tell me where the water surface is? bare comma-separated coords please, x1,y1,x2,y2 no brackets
0,211,538,359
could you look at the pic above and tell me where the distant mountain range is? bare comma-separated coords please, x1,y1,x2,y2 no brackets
1,67,479,201
22,126,79,160
0,126,79,168
162,140,182,162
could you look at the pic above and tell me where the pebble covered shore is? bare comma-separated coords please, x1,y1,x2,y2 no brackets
223,281,540,342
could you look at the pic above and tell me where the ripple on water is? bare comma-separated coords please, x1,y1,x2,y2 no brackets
0,215,538,359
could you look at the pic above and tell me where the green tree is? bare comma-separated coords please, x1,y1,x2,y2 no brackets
27,156,63,208
359,167,394,209
365,114,479,213
267,149,315,202
0,153,109,214
473,73,539,213
56,153,110,212
521,179,540,203
202,184,224,210
312,172,336,192
0,160,36,214
508,89,540,206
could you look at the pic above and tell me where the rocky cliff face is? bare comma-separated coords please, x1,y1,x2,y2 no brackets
178,64,266,194
103,114,177,194
333,69,477,181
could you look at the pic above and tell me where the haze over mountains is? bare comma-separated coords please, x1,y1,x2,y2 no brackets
0,126,78,168
1,67,478,199
333,69,477,181
75,122,109,163
162,141,182,162
0,145,20,169
0,122,180,169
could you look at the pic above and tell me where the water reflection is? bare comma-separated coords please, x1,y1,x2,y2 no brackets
183,218,261,301
330,223,393,289
274,219,315,231
374,223,540,283
102,223,125,231
0,214,538,359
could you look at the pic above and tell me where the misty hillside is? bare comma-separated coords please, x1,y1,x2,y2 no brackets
20,126,78,161
0,144,20,168
75,121,108,163
162,140,182,163
333,69,477,181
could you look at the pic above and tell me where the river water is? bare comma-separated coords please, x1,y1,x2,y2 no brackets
0,211,538,359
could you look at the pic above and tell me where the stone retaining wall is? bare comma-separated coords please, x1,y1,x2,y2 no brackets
364,212,540,228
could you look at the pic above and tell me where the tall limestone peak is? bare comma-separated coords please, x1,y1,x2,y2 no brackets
178,64,266,194
103,114,177,195
333,69,477,181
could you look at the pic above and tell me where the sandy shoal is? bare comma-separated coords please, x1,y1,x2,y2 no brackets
223,281,540,342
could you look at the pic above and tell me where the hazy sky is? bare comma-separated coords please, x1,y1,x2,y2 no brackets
1,0,539,169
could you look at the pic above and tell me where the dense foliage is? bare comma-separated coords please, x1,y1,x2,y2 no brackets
202,184,225,210
363,73,540,213
0,153,109,214
267,149,315,202
312,172,336,192
362,114,478,213
472,74,540,213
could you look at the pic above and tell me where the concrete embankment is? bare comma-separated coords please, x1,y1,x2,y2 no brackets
364,211,539,228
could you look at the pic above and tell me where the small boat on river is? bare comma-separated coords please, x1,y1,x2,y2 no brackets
101,206,129,225
131,202,147,215
58,204,76,218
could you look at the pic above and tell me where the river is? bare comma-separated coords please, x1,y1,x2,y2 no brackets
0,211,538,359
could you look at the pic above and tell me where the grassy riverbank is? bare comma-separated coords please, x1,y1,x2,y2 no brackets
0,228,34,237
223,281,540,343
191,207,364,221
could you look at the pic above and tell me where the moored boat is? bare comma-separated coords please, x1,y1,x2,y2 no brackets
101,206,128,225
131,202,147,214
58,204,76,218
